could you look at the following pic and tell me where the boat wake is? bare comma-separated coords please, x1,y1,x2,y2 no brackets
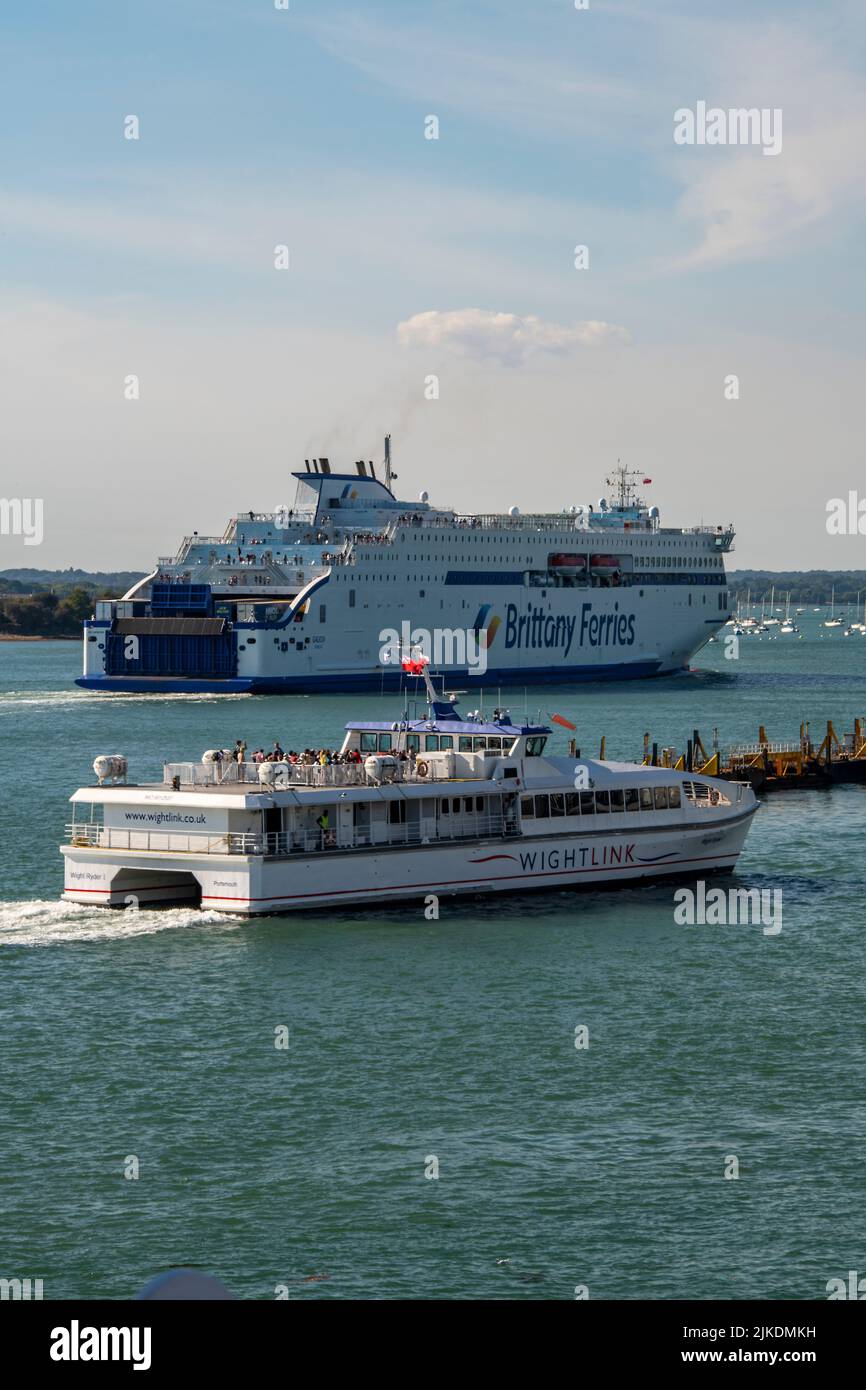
0,690,252,709
0,899,244,947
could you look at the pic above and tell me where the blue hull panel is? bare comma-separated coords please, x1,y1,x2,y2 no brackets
75,659,669,695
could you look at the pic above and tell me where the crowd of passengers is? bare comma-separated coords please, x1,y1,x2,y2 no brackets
218,741,419,767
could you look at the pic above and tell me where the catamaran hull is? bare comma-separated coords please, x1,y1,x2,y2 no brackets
62,811,755,916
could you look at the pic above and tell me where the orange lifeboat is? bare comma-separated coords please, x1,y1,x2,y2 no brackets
549,553,587,576
590,553,620,575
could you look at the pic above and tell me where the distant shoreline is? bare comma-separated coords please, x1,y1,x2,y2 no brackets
0,634,78,642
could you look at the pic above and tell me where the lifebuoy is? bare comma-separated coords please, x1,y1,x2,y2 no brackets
416,759,429,777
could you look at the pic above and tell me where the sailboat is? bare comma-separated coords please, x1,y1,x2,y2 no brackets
824,587,843,627
780,592,798,634
764,585,780,626
738,587,757,629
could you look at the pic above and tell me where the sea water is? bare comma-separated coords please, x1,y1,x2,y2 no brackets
1,621,864,1299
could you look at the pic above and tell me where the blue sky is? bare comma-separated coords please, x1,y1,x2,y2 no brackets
2,0,866,567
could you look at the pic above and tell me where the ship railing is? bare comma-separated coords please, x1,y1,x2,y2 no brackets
162,760,459,788
728,742,803,757
65,815,515,858
374,512,658,537
65,823,238,856
681,780,747,808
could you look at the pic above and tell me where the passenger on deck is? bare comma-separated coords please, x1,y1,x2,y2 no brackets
235,739,247,778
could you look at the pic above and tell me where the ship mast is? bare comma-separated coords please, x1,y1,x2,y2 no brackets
384,434,397,491
605,461,644,509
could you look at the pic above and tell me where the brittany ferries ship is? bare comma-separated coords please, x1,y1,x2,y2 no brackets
78,441,735,693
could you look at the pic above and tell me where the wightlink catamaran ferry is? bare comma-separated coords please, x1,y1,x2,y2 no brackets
61,668,758,916
78,440,735,693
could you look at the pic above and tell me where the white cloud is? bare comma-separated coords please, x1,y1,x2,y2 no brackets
310,7,866,272
397,309,631,365
667,26,866,268
308,13,639,143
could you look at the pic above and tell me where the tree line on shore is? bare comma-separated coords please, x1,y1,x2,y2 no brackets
728,571,866,606
0,570,144,636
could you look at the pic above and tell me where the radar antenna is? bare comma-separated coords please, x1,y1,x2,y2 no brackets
605,461,648,510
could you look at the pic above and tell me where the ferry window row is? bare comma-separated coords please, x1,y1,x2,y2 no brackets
358,732,513,754
520,786,682,818
357,732,539,755
440,796,487,815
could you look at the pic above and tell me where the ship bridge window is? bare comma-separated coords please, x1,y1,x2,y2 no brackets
360,732,379,752
610,789,625,811
595,791,610,813
406,734,420,753
520,795,534,818
534,794,549,818
550,793,566,817
654,787,669,810
668,785,681,808
525,736,547,756
473,736,487,752
458,736,473,752
378,734,392,751
425,735,440,751
625,788,640,812
639,787,654,810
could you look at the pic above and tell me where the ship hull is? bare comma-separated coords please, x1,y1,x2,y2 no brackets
74,656,671,694
62,811,755,916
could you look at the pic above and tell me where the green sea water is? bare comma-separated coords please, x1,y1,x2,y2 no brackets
1,621,865,1300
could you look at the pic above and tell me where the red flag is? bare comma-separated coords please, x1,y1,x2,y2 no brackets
642,477,652,484
402,655,429,675
551,713,577,731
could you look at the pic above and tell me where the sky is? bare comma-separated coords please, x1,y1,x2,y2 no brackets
1,0,865,570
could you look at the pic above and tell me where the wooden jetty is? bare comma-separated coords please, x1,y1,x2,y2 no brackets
572,720,866,794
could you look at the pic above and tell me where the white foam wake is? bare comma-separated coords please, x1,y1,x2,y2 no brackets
0,899,244,947
0,690,252,709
